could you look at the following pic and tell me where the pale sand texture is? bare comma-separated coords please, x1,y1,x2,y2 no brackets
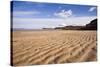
12,30,97,66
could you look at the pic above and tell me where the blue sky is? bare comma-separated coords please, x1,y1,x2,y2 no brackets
11,1,97,29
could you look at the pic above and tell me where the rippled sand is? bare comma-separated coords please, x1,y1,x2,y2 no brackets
12,30,97,66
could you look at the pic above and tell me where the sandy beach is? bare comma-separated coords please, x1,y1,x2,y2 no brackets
12,30,97,66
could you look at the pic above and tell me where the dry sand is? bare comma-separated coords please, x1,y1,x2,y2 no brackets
12,30,97,66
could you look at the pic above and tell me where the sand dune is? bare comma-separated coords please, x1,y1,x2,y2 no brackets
12,30,97,66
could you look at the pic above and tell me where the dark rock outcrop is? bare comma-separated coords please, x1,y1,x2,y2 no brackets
85,19,97,30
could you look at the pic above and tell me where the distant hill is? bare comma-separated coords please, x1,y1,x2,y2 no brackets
55,18,97,30
55,26,84,30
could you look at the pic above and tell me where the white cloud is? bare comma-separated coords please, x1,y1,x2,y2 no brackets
89,7,96,12
13,18,63,29
65,16,97,26
59,23,67,26
13,16,96,29
13,11,40,15
54,9,72,18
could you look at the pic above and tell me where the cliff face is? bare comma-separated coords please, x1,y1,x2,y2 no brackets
85,19,97,30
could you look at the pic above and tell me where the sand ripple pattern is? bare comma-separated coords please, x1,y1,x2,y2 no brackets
12,30,97,66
